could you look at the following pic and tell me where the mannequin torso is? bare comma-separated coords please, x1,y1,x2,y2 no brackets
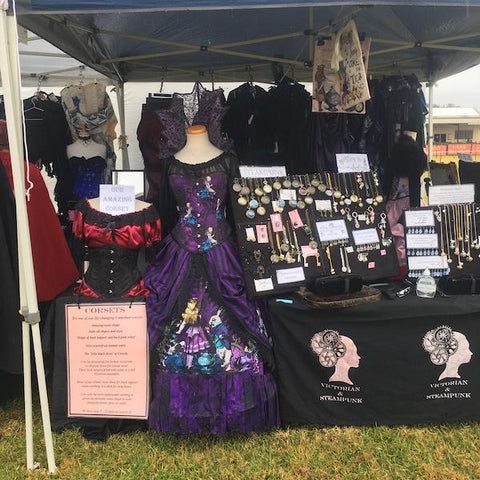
175,125,223,164
67,138,107,159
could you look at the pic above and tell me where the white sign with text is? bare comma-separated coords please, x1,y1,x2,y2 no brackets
239,165,287,178
99,185,135,215
428,184,475,206
336,153,370,173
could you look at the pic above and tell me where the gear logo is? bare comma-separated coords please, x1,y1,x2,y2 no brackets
423,326,473,381
311,329,360,385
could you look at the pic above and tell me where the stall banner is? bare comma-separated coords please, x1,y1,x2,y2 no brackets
312,20,371,114
269,294,480,426
66,302,149,419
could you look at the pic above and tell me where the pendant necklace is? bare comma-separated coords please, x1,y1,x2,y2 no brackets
268,221,280,264
326,245,335,275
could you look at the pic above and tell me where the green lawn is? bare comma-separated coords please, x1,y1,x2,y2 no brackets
1,398,479,480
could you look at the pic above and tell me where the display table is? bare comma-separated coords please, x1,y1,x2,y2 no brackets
44,292,147,441
268,292,480,426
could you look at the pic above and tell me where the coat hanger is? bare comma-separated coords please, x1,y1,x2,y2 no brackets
24,97,44,113
210,70,215,91
149,68,172,98
32,75,49,101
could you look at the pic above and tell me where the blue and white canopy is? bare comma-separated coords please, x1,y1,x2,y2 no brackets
14,1,480,82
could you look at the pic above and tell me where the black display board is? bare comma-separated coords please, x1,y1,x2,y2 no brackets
230,172,399,298
404,203,480,278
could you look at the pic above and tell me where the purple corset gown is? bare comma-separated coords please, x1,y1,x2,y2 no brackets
145,152,278,434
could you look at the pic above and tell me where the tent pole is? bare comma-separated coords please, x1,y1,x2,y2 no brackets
370,44,414,57
308,6,314,62
8,10,56,474
428,82,434,167
422,43,480,54
0,4,56,474
116,82,130,170
0,6,34,470
103,47,305,67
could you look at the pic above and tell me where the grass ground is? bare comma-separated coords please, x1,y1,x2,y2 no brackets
1,398,480,479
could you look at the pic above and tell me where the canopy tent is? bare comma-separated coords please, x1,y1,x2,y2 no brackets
17,31,107,87
4,0,480,475
14,1,480,84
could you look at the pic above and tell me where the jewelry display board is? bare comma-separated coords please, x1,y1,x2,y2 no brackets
405,203,480,278
230,172,400,298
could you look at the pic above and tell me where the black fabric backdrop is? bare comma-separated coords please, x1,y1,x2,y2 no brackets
269,293,480,426
0,161,23,375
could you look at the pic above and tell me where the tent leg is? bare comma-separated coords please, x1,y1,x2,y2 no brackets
428,82,434,166
22,322,34,470
0,5,56,474
32,322,56,473
116,82,130,170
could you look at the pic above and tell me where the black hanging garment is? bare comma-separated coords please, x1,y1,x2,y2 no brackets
0,160,23,377
266,80,315,174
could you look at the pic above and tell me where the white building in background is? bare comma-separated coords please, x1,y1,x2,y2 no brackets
427,108,480,160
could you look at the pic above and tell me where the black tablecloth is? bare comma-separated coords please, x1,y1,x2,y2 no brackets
268,293,480,426
44,293,147,441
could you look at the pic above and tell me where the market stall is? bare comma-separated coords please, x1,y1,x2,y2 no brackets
3,0,480,474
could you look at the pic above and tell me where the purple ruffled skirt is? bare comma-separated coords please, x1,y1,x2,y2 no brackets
145,235,279,434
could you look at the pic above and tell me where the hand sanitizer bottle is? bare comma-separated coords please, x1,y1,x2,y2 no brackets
416,268,436,298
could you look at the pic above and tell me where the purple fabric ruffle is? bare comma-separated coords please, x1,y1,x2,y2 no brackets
148,370,279,434
145,235,270,349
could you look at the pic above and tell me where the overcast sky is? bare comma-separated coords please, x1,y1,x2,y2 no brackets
429,64,480,109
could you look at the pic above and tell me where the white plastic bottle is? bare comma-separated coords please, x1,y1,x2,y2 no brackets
416,268,436,298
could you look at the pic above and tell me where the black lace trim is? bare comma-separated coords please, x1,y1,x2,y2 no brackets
168,151,237,177
75,199,160,228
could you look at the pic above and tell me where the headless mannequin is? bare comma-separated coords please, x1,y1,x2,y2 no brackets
82,197,151,273
67,127,107,160
175,125,223,165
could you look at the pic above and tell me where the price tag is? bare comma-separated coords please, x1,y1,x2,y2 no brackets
99,185,135,214
336,153,370,173
272,201,283,213
404,209,435,227
301,245,318,257
315,199,332,212
245,227,256,242
288,209,304,229
276,267,305,284
406,234,438,249
270,213,284,233
280,189,297,201
256,225,269,243
254,278,274,292
352,228,379,246
408,255,448,270
428,184,475,206
316,219,349,242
